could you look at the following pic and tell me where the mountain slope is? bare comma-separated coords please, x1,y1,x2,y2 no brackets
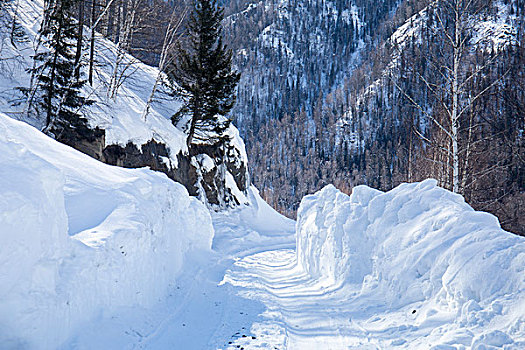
224,0,367,129
241,0,525,235
0,0,249,208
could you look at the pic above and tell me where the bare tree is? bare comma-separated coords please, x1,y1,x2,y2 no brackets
393,0,509,194
142,7,187,121
106,0,139,99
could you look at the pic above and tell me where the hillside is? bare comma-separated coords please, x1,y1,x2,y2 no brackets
0,0,249,208
224,0,372,128
241,0,524,235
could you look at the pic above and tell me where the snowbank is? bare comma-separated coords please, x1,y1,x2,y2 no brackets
243,186,296,235
212,186,295,256
296,180,525,347
0,113,213,349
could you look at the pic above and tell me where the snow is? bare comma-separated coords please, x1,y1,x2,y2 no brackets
0,112,213,349
390,10,427,48
1,112,524,348
0,0,250,208
226,124,249,165
226,171,250,205
224,180,525,349
213,186,296,257
57,184,295,350
471,1,518,51
194,153,216,173
0,0,186,162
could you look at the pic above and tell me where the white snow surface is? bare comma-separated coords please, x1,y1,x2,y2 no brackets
0,113,213,349
224,181,525,349
471,0,518,51
1,112,524,349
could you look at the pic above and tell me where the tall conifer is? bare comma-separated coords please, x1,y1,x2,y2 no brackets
168,0,240,148
31,0,93,141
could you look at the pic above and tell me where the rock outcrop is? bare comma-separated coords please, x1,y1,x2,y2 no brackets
62,128,250,209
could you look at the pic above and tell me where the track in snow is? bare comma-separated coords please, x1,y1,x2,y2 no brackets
66,185,525,350
221,249,377,350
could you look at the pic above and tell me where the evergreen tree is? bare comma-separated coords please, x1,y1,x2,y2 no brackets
31,0,93,141
168,0,240,148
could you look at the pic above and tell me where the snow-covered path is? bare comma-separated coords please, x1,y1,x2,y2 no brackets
85,181,525,350
217,183,525,350
3,111,523,349
224,248,380,350
222,249,427,350
58,194,295,350
74,190,298,350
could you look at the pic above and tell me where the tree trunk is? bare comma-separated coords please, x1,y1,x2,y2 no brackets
74,0,84,80
89,0,96,85
46,18,63,131
451,1,460,194
142,8,184,121
187,111,198,148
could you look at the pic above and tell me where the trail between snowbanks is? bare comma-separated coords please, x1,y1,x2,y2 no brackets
68,182,525,350
218,182,525,350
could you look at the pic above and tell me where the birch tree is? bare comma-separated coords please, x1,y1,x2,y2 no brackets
394,0,508,194
107,0,140,99
142,7,186,121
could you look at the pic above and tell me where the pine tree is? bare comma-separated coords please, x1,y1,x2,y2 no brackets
168,0,240,148
31,0,93,141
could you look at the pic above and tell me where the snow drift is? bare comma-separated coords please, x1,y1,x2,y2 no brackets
0,113,214,349
296,180,525,347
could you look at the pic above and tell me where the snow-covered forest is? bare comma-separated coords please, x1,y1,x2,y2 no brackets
225,0,525,234
0,0,524,349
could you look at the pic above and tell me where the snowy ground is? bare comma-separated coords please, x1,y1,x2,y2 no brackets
62,180,525,350
223,182,525,349
0,0,249,169
1,111,524,349
60,188,297,350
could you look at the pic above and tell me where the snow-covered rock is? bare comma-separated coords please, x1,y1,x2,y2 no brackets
0,113,214,349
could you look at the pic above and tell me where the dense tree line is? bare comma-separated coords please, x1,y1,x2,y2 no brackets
247,0,524,235
222,0,398,132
